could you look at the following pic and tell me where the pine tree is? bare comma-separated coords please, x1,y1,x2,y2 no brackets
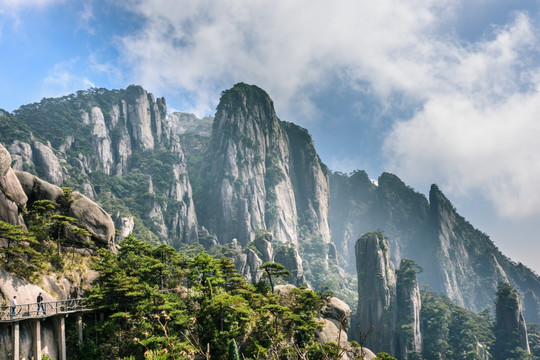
228,338,240,360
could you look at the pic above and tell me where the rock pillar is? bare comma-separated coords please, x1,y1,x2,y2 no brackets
355,232,397,355
12,321,19,360
33,319,42,360
55,316,66,360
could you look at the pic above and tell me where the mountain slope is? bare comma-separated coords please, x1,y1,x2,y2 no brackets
330,171,540,323
1,86,198,248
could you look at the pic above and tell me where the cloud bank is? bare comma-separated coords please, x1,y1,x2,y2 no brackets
115,0,540,219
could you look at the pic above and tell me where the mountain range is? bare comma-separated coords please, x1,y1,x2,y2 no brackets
1,82,539,328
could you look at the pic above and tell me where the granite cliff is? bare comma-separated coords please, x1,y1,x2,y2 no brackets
3,86,198,248
331,171,540,324
198,84,333,282
354,232,422,358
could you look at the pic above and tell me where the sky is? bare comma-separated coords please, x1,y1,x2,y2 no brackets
1,0,540,273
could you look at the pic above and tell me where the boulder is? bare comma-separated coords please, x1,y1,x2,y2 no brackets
0,145,27,225
0,145,11,177
68,192,116,251
31,142,64,186
317,317,348,345
0,269,54,306
15,170,63,202
323,296,351,329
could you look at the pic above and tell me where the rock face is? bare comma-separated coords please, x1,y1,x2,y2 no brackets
355,232,397,355
0,145,27,226
4,86,199,248
494,282,530,358
14,170,116,251
201,83,333,283
354,233,423,358
395,259,423,360
168,112,213,136
332,171,540,323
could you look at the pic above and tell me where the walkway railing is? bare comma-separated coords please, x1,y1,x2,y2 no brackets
0,298,88,321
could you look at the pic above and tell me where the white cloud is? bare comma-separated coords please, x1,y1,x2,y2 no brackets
384,14,540,219
0,0,63,13
116,0,540,218
42,60,95,98
117,0,450,116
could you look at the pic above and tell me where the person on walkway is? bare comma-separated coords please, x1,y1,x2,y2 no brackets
9,296,17,318
37,292,46,315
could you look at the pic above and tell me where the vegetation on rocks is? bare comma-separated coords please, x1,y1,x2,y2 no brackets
77,236,348,360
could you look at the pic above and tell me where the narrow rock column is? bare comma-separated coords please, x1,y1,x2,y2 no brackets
77,313,83,344
55,316,66,360
355,232,397,355
33,319,42,360
12,321,20,360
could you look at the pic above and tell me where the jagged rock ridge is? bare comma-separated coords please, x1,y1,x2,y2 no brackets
331,171,540,323
199,83,333,282
4,86,198,248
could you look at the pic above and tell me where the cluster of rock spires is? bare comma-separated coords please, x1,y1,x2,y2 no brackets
330,170,540,324
354,232,422,359
8,86,198,248
354,230,536,359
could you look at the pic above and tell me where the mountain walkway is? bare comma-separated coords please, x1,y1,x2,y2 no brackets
0,298,91,360
0,298,88,322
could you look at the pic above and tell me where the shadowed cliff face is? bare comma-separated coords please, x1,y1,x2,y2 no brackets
332,170,540,323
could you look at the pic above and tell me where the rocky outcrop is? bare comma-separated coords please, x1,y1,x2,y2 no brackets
14,170,116,251
355,232,397,355
4,86,199,248
395,259,422,360
68,192,116,249
0,144,27,226
494,282,530,358
332,170,540,323
201,83,334,283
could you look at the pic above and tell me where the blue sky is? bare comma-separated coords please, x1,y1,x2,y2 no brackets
2,0,540,273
